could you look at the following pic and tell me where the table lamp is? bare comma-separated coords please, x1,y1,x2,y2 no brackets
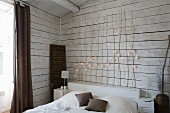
61,71,69,89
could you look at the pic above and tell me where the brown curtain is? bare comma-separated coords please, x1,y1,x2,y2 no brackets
10,2,33,113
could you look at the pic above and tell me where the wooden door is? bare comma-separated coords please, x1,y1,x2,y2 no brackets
50,45,66,100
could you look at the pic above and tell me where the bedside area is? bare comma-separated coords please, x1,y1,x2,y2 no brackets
138,98,154,113
53,88,69,101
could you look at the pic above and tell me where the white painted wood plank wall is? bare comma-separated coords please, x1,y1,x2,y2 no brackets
61,0,170,99
30,6,60,107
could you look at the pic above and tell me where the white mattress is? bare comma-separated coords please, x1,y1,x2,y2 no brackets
24,91,138,113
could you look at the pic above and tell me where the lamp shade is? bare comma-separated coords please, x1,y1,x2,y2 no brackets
61,71,69,79
142,76,152,88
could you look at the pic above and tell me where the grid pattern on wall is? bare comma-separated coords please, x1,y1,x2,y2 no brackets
67,10,138,88
30,6,60,107
61,0,170,98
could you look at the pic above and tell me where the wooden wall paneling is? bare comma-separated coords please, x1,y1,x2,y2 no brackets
30,6,60,107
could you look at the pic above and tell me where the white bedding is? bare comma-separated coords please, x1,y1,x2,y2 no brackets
24,91,138,113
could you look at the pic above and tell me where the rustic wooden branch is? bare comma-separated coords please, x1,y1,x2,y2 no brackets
162,35,170,94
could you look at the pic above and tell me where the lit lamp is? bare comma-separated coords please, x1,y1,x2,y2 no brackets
142,76,152,98
61,71,69,89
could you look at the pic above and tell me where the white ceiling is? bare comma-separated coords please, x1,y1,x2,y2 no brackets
22,0,89,17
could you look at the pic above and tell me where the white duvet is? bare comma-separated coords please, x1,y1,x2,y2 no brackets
24,91,138,113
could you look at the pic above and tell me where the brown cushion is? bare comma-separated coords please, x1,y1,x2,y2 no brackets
85,99,108,112
75,92,93,106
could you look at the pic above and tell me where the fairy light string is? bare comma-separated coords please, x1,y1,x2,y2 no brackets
124,10,130,87
95,16,100,83
131,10,136,88
72,9,139,88
106,15,109,85
85,15,88,82
112,15,116,86
117,10,123,86
122,10,126,87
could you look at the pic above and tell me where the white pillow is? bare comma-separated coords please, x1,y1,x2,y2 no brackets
101,96,138,113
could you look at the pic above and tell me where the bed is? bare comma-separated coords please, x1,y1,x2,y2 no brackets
24,81,141,113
